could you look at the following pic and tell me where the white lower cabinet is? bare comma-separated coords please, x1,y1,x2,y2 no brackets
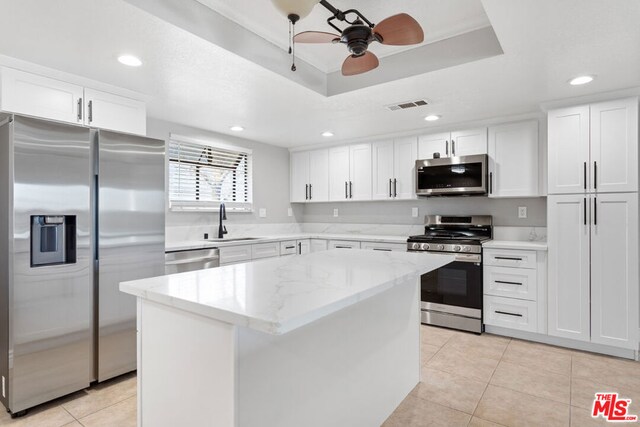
328,240,361,250
360,242,406,252
251,242,280,260
280,241,298,256
548,193,639,350
310,239,328,253
483,247,546,334
219,245,252,265
484,295,537,332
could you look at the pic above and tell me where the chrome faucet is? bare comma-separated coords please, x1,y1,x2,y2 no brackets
218,203,228,239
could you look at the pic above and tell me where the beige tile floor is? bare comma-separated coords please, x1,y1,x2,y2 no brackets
1,326,639,427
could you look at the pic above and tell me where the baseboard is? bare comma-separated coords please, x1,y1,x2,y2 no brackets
485,326,639,361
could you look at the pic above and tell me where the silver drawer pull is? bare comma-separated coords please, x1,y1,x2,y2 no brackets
495,310,523,318
494,280,522,286
494,256,523,261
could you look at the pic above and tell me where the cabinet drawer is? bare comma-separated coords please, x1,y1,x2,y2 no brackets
219,245,252,265
484,295,537,332
483,249,537,269
328,240,361,250
484,266,537,301
280,240,298,256
251,242,280,260
310,239,328,253
360,241,406,252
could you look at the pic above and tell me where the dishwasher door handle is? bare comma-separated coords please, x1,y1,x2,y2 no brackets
165,256,220,266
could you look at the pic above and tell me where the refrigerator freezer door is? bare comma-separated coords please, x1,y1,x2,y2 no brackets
97,130,165,381
5,116,92,413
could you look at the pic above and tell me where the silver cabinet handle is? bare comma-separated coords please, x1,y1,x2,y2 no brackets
298,242,302,254
335,245,352,249
349,181,353,199
583,162,587,190
593,161,597,190
305,184,309,200
345,181,348,199
77,98,83,121
285,246,295,250
594,197,597,225
88,100,93,123
494,256,522,261
393,178,397,197
309,184,312,200
495,310,523,318
389,178,392,198
452,140,455,156
584,197,587,226
373,248,392,252
445,141,449,156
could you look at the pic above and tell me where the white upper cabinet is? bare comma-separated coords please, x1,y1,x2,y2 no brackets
349,144,372,201
450,128,487,157
418,132,450,159
290,149,329,202
290,151,310,203
590,98,638,193
0,67,147,135
488,120,539,198
84,88,146,135
418,128,487,159
548,105,590,194
547,194,591,342
548,98,638,195
0,67,84,125
308,149,329,202
372,137,418,200
590,193,639,349
329,146,351,201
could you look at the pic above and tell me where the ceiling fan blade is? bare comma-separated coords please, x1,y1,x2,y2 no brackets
373,13,424,46
294,31,340,44
342,51,379,76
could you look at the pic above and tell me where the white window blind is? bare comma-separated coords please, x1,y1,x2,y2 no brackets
168,135,253,211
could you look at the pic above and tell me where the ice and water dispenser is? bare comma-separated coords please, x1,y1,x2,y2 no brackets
30,215,77,267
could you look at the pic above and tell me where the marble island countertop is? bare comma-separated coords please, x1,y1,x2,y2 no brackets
121,249,453,335
165,233,409,252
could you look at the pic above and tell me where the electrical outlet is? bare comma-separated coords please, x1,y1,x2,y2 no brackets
518,206,527,219
259,208,267,218
333,208,339,217
412,207,419,218
287,208,293,217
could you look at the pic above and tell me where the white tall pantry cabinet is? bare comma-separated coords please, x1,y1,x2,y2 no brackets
547,97,639,350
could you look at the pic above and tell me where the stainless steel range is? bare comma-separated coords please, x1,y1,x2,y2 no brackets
407,215,492,334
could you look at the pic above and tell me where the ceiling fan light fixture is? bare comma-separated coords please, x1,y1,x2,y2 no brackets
271,0,320,21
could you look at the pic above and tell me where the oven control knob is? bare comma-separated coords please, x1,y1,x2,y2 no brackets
411,243,420,250
453,245,461,252
436,244,445,251
462,246,471,252
423,243,430,250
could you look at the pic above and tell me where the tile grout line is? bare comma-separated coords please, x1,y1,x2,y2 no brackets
66,391,137,424
469,337,511,423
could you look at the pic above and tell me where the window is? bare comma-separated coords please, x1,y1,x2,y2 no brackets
168,134,252,211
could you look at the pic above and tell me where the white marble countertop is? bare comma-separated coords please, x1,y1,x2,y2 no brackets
165,233,408,252
121,249,453,335
483,240,548,251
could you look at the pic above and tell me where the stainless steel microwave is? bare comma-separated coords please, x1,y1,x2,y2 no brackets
415,154,488,196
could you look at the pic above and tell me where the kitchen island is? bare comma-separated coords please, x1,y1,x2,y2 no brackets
120,249,453,427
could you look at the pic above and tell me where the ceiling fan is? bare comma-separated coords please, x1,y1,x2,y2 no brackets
292,0,424,76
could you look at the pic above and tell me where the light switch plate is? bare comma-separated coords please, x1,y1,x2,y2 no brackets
333,208,339,217
287,208,293,217
518,206,527,219
259,208,267,218
412,207,419,218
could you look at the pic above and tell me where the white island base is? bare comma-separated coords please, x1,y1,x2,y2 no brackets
138,280,418,427
123,250,453,427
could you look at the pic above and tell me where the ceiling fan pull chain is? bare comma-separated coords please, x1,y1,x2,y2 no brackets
291,21,297,71
288,19,292,54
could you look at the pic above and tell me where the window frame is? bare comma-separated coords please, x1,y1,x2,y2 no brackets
167,133,253,212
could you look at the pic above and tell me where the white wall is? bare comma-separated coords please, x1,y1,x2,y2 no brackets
146,118,303,230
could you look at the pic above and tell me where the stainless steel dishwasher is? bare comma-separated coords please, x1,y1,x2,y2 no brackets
165,248,220,274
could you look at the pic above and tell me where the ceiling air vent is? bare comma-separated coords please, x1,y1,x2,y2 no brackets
385,99,429,111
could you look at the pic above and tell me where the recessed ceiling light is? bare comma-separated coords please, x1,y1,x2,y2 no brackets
230,126,244,132
569,75,595,86
117,55,142,67
322,131,334,137
424,115,441,122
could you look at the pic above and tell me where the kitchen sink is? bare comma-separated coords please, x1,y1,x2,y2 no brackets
205,237,261,242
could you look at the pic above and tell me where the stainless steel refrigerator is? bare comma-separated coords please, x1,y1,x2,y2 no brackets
0,115,165,415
